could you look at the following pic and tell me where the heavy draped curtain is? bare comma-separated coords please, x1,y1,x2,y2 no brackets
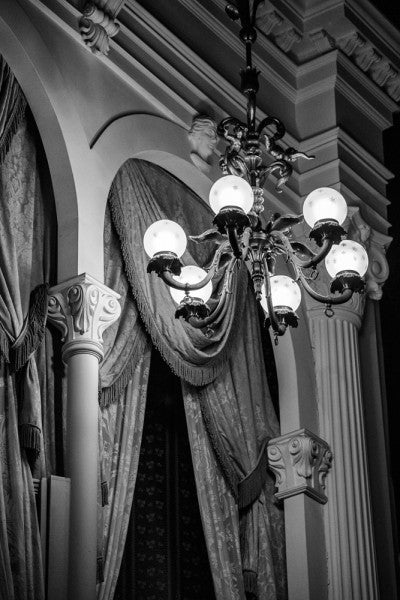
98,159,286,599
0,57,56,600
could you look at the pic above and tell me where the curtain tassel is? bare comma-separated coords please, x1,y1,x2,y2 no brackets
238,437,270,511
96,555,105,583
243,569,258,599
19,423,41,459
101,481,109,506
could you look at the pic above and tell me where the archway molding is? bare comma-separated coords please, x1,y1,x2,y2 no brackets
0,0,101,281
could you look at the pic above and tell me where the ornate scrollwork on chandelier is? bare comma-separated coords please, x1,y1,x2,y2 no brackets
142,0,369,341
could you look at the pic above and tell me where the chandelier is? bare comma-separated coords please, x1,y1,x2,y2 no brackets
142,0,368,340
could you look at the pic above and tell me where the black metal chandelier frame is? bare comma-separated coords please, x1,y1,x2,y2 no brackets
145,0,366,339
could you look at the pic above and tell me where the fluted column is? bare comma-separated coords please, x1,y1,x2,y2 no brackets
307,296,378,599
48,274,121,600
304,208,391,599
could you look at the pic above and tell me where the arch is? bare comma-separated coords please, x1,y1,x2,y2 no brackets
0,0,95,281
92,113,218,206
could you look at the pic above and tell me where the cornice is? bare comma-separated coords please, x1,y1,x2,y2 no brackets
11,0,395,237
335,30,400,103
344,0,400,66
120,2,246,117
336,53,396,128
264,0,344,30
174,0,299,102
19,0,193,128
208,0,400,104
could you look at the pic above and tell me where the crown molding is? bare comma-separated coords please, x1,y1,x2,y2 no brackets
344,0,400,66
9,0,395,236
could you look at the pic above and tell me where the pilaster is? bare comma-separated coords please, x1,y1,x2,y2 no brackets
305,230,380,598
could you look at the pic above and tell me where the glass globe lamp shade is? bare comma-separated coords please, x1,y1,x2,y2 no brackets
325,240,368,278
169,265,213,304
143,220,187,258
303,187,347,228
209,175,254,215
260,276,302,313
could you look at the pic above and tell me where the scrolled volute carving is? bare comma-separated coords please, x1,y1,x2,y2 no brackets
268,428,332,504
318,448,333,490
289,435,319,478
267,443,286,486
47,294,69,341
48,274,121,361
79,0,125,55
347,208,390,301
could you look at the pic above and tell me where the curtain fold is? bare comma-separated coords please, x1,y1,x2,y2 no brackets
108,160,249,386
101,158,286,600
97,205,152,600
183,290,287,599
97,354,151,600
0,55,55,600
0,58,26,164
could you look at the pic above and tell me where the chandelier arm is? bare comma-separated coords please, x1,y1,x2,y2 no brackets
159,242,231,292
290,238,334,269
296,269,353,305
269,230,333,269
187,257,238,328
257,116,285,142
262,259,287,336
227,226,243,258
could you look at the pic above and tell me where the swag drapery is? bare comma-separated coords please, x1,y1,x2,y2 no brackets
98,159,287,600
0,57,56,600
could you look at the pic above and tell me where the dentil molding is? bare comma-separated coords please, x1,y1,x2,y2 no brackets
268,428,332,504
47,273,121,361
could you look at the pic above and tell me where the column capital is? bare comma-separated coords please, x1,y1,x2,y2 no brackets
347,207,391,301
303,207,390,328
47,273,121,362
267,428,332,505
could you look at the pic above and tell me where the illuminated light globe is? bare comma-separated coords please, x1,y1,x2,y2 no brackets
260,276,302,313
303,187,347,227
325,240,368,278
143,220,187,258
169,265,213,304
209,175,254,214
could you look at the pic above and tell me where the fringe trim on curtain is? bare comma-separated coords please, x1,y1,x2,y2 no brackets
238,437,270,511
19,423,41,459
198,388,240,499
243,569,258,599
11,284,49,372
101,481,109,507
108,184,248,387
0,284,48,371
97,555,105,584
0,90,26,164
0,321,10,362
99,333,149,407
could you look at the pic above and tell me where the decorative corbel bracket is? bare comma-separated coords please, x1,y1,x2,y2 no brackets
47,273,121,362
79,1,125,55
268,428,332,504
